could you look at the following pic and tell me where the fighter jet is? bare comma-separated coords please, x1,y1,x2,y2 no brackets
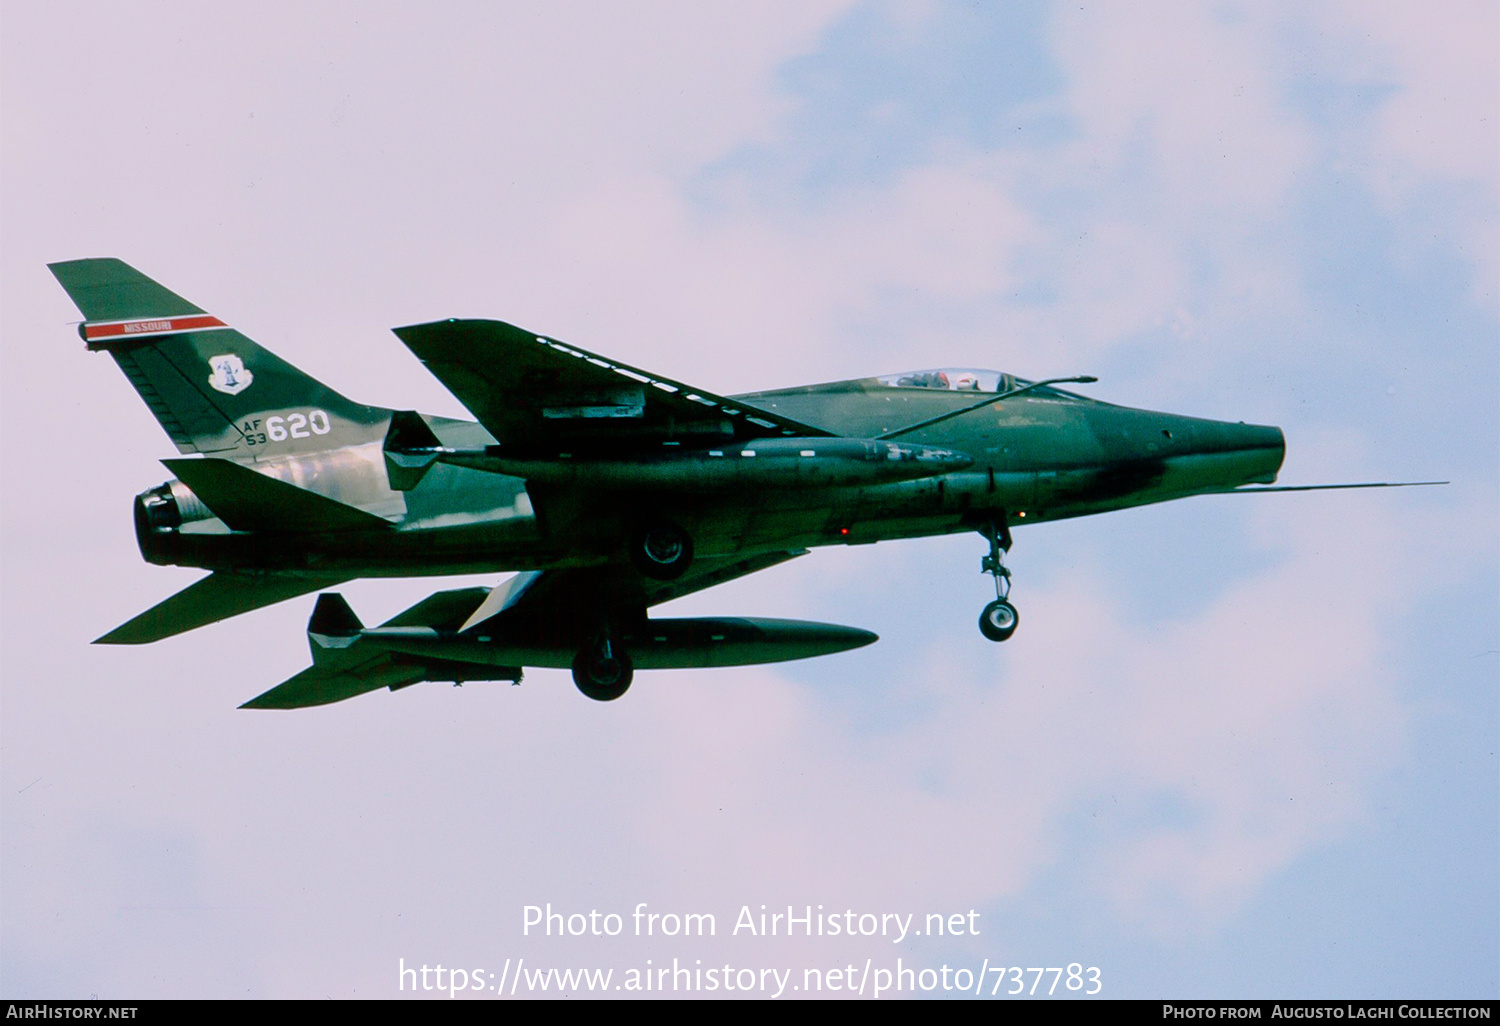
51,258,1431,707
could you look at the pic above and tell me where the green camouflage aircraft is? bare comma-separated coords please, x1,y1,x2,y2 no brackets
51,259,1430,707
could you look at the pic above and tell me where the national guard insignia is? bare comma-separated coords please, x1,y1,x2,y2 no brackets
208,354,253,395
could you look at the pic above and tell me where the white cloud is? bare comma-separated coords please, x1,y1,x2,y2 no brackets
1314,0,1498,188
1304,0,1499,308
1052,1,1315,218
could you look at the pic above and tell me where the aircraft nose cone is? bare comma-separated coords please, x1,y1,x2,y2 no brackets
1188,419,1283,454
1188,419,1285,486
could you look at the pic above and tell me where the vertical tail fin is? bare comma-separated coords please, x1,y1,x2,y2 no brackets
49,258,389,456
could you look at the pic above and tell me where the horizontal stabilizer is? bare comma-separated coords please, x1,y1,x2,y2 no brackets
163,457,395,532
95,571,348,645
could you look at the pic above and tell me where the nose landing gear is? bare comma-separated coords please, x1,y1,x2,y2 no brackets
979,516,1019,642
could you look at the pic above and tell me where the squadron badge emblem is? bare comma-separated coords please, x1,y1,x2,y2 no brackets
207,354,253,395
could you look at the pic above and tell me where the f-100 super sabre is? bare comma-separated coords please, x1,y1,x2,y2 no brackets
50,259,1433,707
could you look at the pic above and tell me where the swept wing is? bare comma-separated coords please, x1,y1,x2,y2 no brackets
392,319,832,450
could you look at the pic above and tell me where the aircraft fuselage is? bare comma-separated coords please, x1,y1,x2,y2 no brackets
136,384,1285,576
52,257,1302,704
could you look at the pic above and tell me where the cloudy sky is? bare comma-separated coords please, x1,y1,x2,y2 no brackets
2,0,1495,999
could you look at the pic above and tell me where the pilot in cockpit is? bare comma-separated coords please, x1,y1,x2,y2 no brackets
898,371,950,389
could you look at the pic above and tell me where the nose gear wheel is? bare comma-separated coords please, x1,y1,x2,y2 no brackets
979,598,1019,642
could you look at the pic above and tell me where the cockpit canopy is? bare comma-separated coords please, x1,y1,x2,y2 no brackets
756,368,1094,403
875,368,1009,392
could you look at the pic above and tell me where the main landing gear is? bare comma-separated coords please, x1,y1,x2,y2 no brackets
630,519,693,581
572,633,633,701
978,516,1019,643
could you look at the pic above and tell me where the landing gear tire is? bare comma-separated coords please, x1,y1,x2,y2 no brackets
572,644,634,701
977,515,1019,641
979,599,1019,642
631,520,693,581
